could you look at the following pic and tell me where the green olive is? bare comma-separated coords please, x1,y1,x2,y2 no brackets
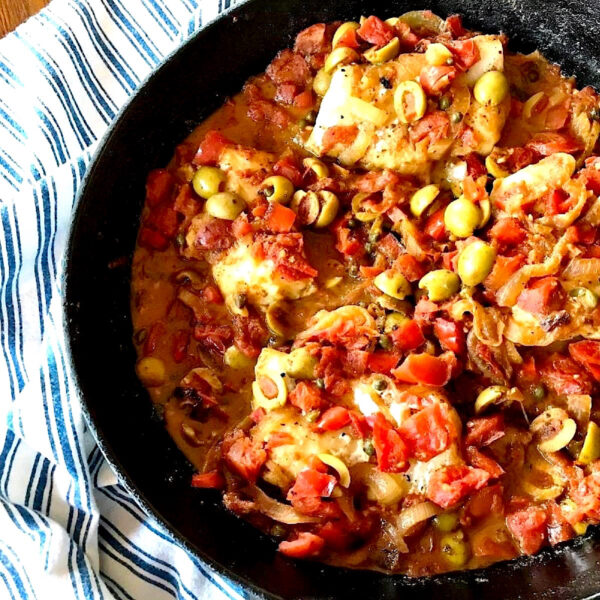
364,37,400,64
332,21,360,48
394,80,427,123
205,191,246,220
192,166,226,199
324,46,359,73
313,68,332,96
384,312,410,333
410,184,440,217
287,347,318,379
440,531,469,568
457,240,496,287
433,512,459,533
224,345,255,369
136,357,166,387
444,197,482,238
418,269,460,302
315,191,340,227
304,157,329,179
374,270,411,300
474,385,510,414
261,175,294,204
578,421,600,465
473,70,509,106
425,43,453,66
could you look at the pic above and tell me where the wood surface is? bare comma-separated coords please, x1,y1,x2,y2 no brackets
0,0,49,37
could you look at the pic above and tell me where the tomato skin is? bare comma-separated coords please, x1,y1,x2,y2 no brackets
569,340,600,381
427,465,490,508
279,532,325,558
172,329,190,363
516,277,566,315
419,65,457,95
139,226,169,251
191,471,225,489
372,413,409,473
484,254,525,294
464,414,505,448
446,39,479,70
539,352,594,395
193,130,231,165
289,381,324,412
367,351,400,374
394,254,426,282
526,132,581,156
389,320,425,352
446,14,466,38
434,318,465,354
224,432,267,482
294,23,329,55
273,156,303,187
424,207,447,241
348,410,370,439
316,406,351,431
317,520,354,550
357,16,395,46
392,353,452,387
145,169,175,207
288,469,337,500
506,507,547,555
399,403,455,461
409,111,450,145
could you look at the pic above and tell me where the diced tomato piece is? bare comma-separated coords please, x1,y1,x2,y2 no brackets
253,232,317,280
250,407,266,423
336,25,361,49
193,130,231,166
342,349,370,377
516,277,566,315
372,413,409,473
359,265,384,279
545,188,573,216
172,329,189,363
224,432,266,482
287,469,337,502
294,23,329,55
489,218,527,246
266,431,296,449
419,65,457,95
465,446,504,479
539,352,594,396
145,169,175,207
273,155,303,187
567,222,598,245
193,323,233,354
146,203,180,238
427,465,490,508
266,49,311,86
392,353,452,387
349,410,370,439
275,82,301,104
192,218,234,251
317,520,354,550
579,158,600,194
202,284,223,304
484,254,525,293
464,483,504,519
266,202,297,233
279,532,325,558
389,320,425,352
569,340,600,381
367,351,400,374
357,16,395,47
233,313,268,359
247,97,292,128
316,406,351,431
294,89,314,109
289,381,324,412
433,318,465,354
506,507,547,555
173,184,199,221
409,111,450,144
139,226,169,251
332,218,363,256
464,414,505,448
232,214,252,238
322,124,359,153
445,14,466,38
464,153,487,179
425,207,447,241
413,298,439,324
446,39,479,70
394,254,426,282
191,470,225,489
399,403,456,461
526,132,581,156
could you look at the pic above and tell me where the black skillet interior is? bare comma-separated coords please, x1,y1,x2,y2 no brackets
64,0,600,598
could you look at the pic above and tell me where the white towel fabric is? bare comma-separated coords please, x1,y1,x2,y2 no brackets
0,1,247,598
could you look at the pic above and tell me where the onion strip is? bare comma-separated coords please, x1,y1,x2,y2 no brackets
243,485,321,524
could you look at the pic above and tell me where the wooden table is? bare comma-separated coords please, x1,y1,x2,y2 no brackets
0,0,49,37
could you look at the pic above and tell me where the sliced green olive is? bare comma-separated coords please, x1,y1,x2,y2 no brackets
314,191,340,228
425,43,453,66
224,345,255,369
578,421,600,465
324,46,359,73
291,190,320,225
261,175,294,204
313,68,332,96
418,269,460,302
205,191,246,220
444,196,482,238
304,157,329,179
457,240,496,287
569,287,598,309
440,530,469,568
478,198,492,228
410,184,440,217
287,347,318,379
384,312,410,333
192,166,226,199
364,37,400,64
485,155,509,179
374,270,411,300
433,512,459,533
394,80,427,123
475,385,510,414
332,21,360,48
317,453,351,487
473,70,509,106
351,192,378,222
266,301,291,338
136,357,166,387
531,408,577,454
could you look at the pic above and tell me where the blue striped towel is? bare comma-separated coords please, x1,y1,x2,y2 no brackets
0,1,248,598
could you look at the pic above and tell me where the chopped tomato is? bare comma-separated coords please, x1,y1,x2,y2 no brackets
145,169,175,207
342,349,370,377
357,16,395,46
317,520,354,550
266,431,296,449
413,298,439,324
232,214,252,238
233,313,269,358
409,111,450,145
516,277,566,315
275,82,301,104
538,352,593,395
399,403,456,461
172,329,189,363
359,265,384,279
389,319,425,351
484,254,525,293
294,89,314,109
279,532,325,558
294,23,329,55
266,202,297,233
579,158,600,194
446,39,479,70
193,130,231,165
191,471,225,489
289,381,324,412
273,155,303,186
224,431,267,482
392,353,452,387
464,153,487,179
288,469,337,500
349,410,370,439
367,351,400,374
254,232,317,280
488,218,527,246
372,413,409,473
545,188,573,216
335,25,361,49
322,124,359,153
143,321,165,356
506,507,547,555
526,132,581,156
427,465,490,508
465,446,504,479
394,254,426,282
424,207,447,241
445,14,466,38
316,406,351,431
146,204,179,238
433,318,465,354
173,184,199,221
333,219,363,256
569,340,600,381
419,65,457,95
202,284,223,304
193,323,233,354
247,95,292,128
190,218,234,251
464,415,505,448
464,483,504,519
266,48,311,86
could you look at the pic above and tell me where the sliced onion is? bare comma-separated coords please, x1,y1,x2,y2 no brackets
541,179,590,229
395,501,440,537
243,485,320,524
563,258,600,281
521,448,566,501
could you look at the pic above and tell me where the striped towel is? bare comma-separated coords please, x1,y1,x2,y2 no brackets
0,1,248,598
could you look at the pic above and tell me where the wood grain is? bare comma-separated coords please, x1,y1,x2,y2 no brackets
0,0,49,38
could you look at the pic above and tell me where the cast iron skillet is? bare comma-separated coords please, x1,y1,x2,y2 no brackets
64,0,600,597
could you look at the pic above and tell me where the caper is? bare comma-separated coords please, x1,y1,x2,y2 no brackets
349,264,359,278
261,175,294,204
418,269,460,302
531,383,546,401
363,439,375,456
450,111,463,124
192,166,226,199
347,218,358,229
205,191,246,220
315,378,325,390
473,70,509,106
439,95,451,111
444,197,482,238
379,334,392,350
373,377,388,391
457,240,496,287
